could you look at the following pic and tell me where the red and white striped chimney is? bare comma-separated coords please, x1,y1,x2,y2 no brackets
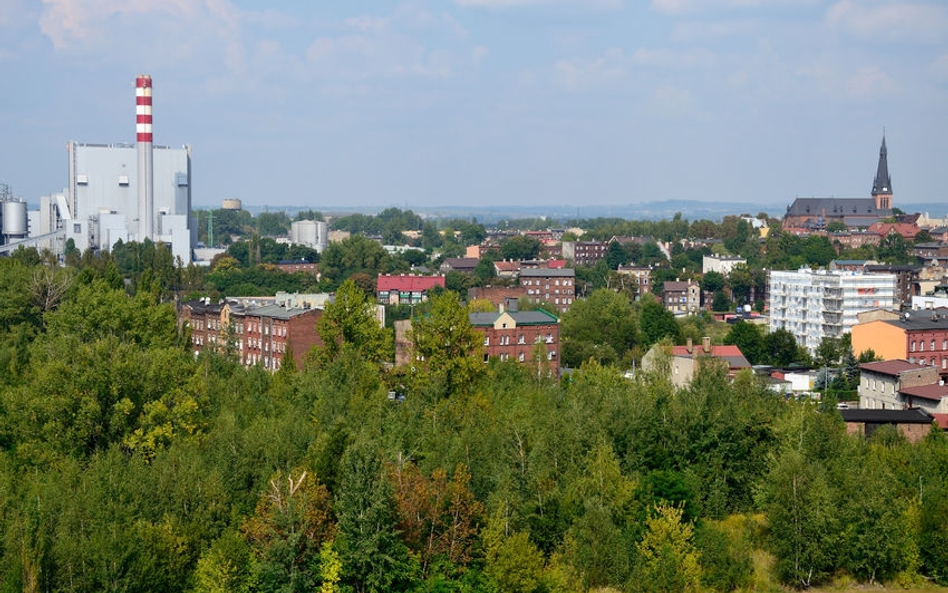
136,74,154,242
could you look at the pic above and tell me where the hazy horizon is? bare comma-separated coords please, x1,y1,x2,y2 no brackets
2,1,946,209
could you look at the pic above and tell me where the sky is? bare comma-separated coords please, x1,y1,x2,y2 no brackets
1,0,947,211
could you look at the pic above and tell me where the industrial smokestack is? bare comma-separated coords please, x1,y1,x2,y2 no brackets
136,74,154,242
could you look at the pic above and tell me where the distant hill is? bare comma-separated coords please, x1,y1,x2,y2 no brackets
231,199,947,224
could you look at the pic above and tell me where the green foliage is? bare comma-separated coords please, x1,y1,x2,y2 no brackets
407,292,483,396
501,235,542,261
313,280,392,365
561,289,638,368
634,504,702,593
639,296,680,347
318,235,393,288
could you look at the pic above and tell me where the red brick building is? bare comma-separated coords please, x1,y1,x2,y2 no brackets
519,268,575,312
469,309,560,366
180,299,323,371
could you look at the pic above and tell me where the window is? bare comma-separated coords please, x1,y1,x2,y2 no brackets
519,352,525,362
932,340,937,351
518,335,525,344
921,341,925,352
484,336,490,346
911,341,916,352
73,223,82,233
943,339,947,350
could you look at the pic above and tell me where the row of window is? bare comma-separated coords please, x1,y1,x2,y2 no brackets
522,279,573,287
484,334,555,346
907,356,948,369
910,339,948,353
483,351,557,363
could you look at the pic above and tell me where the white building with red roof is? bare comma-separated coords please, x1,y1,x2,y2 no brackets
377,274,446,305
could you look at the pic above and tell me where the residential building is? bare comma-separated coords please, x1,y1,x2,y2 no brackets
840,408,936,443
519,268,575,312
663,280,700,314
440,258,479,274
859,359,940,410
277,260,319,276
769,268,897,354
467,286,528,309
864,264,921,307
702,255,746,276
561,240,610,267
641,337,751,388
180,298,323,371
851,307,948,377
377,274,446,305
469,309,560,366
494,261,521,279
616,265,652,297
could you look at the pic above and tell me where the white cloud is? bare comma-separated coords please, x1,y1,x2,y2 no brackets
646,83,699,118
825,1,948,42
553,47,628,90
631,47,717,68
344,15,388,33
669,19,755,42
472,45,489,66
796,60,897,99
38,0,201,49
454,0,621,8
652,0,817,16
932,54,948,80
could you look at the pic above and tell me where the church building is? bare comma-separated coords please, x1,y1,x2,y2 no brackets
782,135,893,231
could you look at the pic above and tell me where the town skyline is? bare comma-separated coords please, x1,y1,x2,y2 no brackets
2,0,947,209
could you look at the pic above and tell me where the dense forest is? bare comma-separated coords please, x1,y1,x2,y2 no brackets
2,249,948,593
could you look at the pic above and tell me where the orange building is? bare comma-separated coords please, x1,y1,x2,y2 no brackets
852,308,948,378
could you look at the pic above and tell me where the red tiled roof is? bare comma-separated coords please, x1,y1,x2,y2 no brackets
494,261,520,272
900,384,948,401
377,274,446,292
860,359,924,376
933,414,948,430
867,222,919,239
670,344,751,369
547,259,567,268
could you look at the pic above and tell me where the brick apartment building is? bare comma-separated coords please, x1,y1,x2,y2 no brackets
852,307,948,378
663,280,701,314
519,268,575,312
180,298,323,371
469,309,560,366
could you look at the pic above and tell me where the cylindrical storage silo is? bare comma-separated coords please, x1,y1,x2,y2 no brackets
1,201,28,238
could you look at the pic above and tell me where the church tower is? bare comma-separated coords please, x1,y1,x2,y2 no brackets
871,134,892,210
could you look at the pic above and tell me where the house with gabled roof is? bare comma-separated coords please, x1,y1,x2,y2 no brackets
377,274,446,305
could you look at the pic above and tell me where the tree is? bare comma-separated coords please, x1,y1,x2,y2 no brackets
313,280,392,365
640,296,680,347
561,289,638,367
635,504,702,593
407,292,483,396
701,271,725,294
759,448,838,587
762,329,801,367
241,470,336,592
723,322,763,365
501,235,541,261
335,442,416,593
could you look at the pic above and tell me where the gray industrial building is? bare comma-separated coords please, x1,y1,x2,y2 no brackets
5,74,196,263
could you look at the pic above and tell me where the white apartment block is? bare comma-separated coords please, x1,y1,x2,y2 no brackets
702,255,746,276
769,268,897,354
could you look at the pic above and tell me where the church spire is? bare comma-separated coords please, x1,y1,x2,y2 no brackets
871,133,892,210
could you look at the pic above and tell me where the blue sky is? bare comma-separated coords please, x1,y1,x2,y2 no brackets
1,0,947,210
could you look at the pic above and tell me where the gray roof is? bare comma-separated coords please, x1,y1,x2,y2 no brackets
785,197,888,218
469,310,559,327
880,308,948,331
840,408,932,425
519,268,575,277
872,135,892,195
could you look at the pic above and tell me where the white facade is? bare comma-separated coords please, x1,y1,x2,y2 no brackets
769,268,898,354
703,255,746,276
63,142,194,262
290,220,328,253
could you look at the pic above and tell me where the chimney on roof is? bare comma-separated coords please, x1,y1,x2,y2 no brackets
702,337,711,354
686,337,693,354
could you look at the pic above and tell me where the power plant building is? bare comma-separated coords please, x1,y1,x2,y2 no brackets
29,74,195,263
